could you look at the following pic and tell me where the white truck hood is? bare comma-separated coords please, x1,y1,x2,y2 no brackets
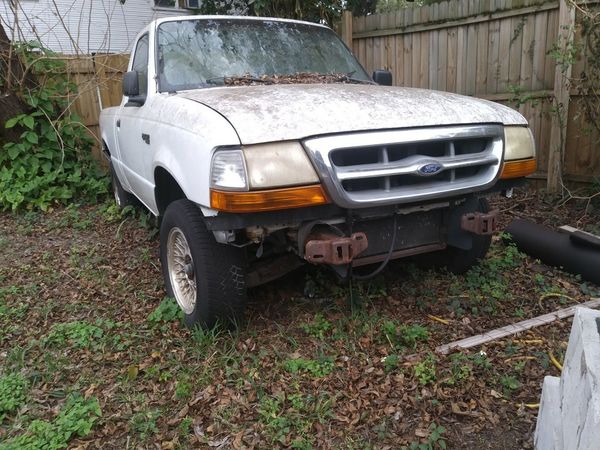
177,84,526,145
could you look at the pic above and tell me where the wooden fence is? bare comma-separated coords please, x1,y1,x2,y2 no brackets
64,54,129,163
341,0,599,188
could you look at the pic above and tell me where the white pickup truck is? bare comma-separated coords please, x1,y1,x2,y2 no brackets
100,15,536,328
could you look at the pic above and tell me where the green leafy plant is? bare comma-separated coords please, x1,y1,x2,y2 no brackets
0,393,101,450
500,375,520,394
43,321,104,350
147,298,182,324
283,357,334,378
301,313,332,339
382,354,400,373
0,42,108,211
382,321,429,350
0,372,30,420
257,391,332,446
414,354,437,386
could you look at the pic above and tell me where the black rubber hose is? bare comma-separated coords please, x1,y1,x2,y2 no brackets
505,219,600,285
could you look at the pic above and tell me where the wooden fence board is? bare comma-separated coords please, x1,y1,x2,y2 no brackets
476,21,490,95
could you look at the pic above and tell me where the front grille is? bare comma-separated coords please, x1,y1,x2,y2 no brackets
303,125,504,208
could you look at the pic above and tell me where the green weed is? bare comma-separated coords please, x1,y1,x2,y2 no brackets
283,357,335,378
414,354,437,386
301,313,332,339
500,375,520,395
382,354,400,373
0,373,30,420
257,391,332,446
382,321,429,350
43,321,104,350
148,298,182,324
0,394,101,450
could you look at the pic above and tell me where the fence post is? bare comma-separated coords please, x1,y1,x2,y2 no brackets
547,0,575,193
341,10,353,48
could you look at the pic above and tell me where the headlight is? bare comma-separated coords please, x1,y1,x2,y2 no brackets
244,141,319,189
210,142,319,191
501,126,537,179
504,126,535,161
209,142,328,212
210,149,248,191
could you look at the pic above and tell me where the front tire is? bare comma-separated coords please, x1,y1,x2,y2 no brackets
110,163,137,209
159,199,246,329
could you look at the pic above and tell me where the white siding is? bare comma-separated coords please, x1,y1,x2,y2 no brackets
0,0,191,54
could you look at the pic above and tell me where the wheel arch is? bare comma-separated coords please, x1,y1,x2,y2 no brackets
154,166,187,216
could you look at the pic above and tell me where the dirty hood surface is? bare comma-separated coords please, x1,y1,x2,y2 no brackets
177,84,526,145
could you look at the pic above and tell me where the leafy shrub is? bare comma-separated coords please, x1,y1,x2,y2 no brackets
0,42,108,211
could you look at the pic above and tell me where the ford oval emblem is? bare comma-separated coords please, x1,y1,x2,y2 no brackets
418,163,443,176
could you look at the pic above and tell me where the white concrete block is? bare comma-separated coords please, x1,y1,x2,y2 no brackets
559,307,600,450
534,376,562,450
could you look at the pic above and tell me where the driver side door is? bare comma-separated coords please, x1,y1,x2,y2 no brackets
115,34,153,202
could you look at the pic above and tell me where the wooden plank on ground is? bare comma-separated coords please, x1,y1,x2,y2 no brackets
436,298,600,355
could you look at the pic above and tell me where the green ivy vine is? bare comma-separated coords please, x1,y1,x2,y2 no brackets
0,42,108,211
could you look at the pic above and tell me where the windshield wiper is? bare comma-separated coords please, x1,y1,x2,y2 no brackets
336,71,376,85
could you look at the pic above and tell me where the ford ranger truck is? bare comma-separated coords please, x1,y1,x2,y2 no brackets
99,16,537,328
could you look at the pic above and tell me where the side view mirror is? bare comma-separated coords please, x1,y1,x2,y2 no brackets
373,70,393,86
123,71,145,107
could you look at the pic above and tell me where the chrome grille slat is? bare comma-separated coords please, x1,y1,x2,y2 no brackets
334,153,499,181
303,125,505,209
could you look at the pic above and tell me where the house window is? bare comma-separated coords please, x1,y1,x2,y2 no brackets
155,0,177,7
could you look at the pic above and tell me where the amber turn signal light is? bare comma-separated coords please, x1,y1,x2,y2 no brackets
500,158,537,179
210,185,330,212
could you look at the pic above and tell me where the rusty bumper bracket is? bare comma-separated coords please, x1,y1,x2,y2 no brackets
305,232,368,265
461,209,499,235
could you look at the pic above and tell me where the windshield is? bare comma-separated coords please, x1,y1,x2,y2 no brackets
156,18,370,92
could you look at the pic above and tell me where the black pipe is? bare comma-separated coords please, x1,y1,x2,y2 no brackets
505,219,600,285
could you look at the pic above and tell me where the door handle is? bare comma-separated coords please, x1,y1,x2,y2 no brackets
142,133,150,145
116,119,121,128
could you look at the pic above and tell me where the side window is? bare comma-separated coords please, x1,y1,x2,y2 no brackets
131,35,149,97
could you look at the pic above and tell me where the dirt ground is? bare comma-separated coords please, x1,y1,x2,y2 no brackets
0,187,598,449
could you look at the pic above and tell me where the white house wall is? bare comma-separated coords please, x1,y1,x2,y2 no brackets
0,0,190,54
